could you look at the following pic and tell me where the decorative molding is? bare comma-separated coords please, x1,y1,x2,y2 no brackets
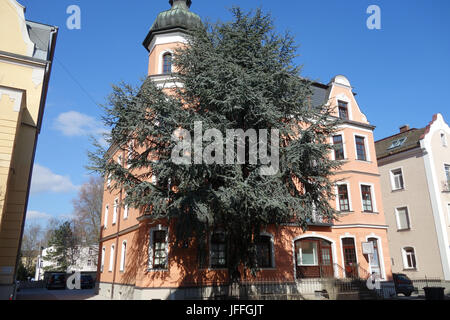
0,86,23,112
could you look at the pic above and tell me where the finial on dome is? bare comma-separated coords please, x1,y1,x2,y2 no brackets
169,0,192,9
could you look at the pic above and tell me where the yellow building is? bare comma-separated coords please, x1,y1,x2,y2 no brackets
0,0,57,299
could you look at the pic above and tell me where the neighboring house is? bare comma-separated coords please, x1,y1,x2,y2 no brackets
35,246,98,281
97,0,392,300
0,0,57,299
375,114,450,280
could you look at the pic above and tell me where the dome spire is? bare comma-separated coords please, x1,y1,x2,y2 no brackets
169,0,192,9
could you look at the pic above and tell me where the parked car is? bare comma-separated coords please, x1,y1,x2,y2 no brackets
393,273,415,296
80,275,94,289
46,273,66,290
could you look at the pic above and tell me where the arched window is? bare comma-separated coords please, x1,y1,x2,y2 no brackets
402,247,417,269
101,247,105,272
162,53,172,74
120,241,127,272
109,244,115,272
294,237,333,278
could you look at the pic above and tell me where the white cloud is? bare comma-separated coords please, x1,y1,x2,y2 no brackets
53,111,106,137
30,164,79,194
26,210,52,220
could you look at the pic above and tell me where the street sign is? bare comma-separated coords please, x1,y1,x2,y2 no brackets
362,241,374,254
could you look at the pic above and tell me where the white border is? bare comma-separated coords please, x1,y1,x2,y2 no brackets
401,246,418,270
339,234,359,279
291,234,339,279
148,224,169,270
335,181,353,212
365,234,387,280
394,206,412,231
389,166,405,191
359,182,378,213
353,133,371,162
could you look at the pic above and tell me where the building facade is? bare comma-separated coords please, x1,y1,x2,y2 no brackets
35,246,98,281
97,0,392,300
0,0,57,299
376,114,450,280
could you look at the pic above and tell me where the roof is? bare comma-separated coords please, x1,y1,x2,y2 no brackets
143,0,202,51
26,20,57,61
375,127,426,160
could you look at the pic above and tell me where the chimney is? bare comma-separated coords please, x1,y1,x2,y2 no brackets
399,125,410,133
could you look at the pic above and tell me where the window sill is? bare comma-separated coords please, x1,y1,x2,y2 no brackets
356,159,371,163
362,211,379,214
403,268,418,271
338,210,354,215
397,228,411,232
391,188,405,193
147,268,169,272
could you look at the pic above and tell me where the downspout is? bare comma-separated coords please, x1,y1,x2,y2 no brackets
110,150,125,300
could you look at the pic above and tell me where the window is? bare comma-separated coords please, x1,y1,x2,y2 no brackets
361,185,373,212
104,205,109,228
109,244,115,272
127,141,134,169
256,235,273,268
445,165,450,184
101,247,105,272
112,199,118,225
338,184,350,212
107,173,112,187
123,204,129,219
441,133,447,147
120,241,127,272
396,207,411,230
162,53,172,74
355,136,367,161
447,203,450,226
210,233,227,268
88,248,93,255
117,155,123,166
338,101,349,120
333,135,345,160
391,168,404,190
403,247,417,269
342,238,357,278
297,240,318,266
388,137,407,150
151,230,168,269
87,260,92,266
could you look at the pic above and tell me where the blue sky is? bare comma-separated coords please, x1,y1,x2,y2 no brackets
21,0,450,226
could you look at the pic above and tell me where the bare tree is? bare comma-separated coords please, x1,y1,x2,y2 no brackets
72,175,103,247
21,223,43,274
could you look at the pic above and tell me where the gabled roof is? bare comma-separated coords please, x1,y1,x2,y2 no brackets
375,127,426,160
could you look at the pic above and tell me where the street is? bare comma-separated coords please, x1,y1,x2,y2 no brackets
16,288,101,300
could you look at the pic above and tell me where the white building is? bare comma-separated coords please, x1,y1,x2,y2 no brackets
35,246,98,281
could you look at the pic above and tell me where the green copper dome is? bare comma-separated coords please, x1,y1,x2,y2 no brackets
143,0,202,51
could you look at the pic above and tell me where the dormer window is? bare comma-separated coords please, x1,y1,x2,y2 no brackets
338,100,349,120
162,53,172,74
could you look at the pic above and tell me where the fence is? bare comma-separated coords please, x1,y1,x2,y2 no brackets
18,280,45,289
411,278,450,296
173,277,395,300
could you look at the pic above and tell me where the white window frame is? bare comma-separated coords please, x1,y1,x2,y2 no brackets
101,247,105,272
339,234,359,278
445,164,450,182
359,182,377,213
127,140,134,169
335,181,353,212
402,246,418,270
117,154,123,166
335,94,353,121
330,132,346,161
109,244,115,272
390,167,405,191
120,240,127,272
123,203,129,220
112,199,118,225
353,133,371,162
104,205,109,229
107,173,112,187
447,203,450,227
395,206,411,231
148,225,169,270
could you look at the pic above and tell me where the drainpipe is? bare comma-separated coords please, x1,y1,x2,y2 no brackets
110,150,125,300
